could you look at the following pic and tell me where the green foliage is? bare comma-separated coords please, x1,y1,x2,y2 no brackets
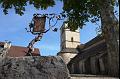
62,0,119,31
0,0,55,15
0,0,119,30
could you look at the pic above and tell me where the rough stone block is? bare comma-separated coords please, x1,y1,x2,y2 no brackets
0,56,70,79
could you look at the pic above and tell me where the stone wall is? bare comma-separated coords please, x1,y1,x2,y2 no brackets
58,52,77,64
0,45,9,58
0,56,70,79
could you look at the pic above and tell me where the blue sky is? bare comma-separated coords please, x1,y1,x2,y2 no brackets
0,1,118,56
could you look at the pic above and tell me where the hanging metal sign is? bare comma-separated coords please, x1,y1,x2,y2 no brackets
33,16,46,33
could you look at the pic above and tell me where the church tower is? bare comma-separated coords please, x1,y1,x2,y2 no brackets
58,22,80,64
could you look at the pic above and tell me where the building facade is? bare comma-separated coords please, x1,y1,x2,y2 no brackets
58,22,119,77
68,36,109,75
57,22,80,64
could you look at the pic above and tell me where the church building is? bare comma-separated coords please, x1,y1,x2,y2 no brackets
57,22,80,64
57,22,119,77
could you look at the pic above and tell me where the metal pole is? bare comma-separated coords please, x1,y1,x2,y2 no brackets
26,33,43,61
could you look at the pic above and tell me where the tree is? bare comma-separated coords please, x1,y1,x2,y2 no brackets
0,0,55,15
62,0,119,76
0,0,119,76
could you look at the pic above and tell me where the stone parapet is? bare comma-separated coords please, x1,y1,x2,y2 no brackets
0,56,70,79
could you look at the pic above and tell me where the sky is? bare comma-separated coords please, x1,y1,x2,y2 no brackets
0,1,118,56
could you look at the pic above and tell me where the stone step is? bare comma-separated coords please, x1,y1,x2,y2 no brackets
71,74,119,79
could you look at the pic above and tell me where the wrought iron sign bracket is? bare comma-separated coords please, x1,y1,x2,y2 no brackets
25,13,65,61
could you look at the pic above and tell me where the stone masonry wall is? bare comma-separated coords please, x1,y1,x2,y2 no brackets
0,56,70,79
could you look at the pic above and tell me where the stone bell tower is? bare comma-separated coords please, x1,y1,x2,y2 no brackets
57,22,80,64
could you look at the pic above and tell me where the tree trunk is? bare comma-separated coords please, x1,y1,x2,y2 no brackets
99,0,119,77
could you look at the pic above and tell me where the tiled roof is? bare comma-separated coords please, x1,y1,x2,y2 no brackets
77,35,104,53
0,42,40,57
83,35,104,49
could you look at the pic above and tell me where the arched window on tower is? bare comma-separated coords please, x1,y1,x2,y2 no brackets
71,37,74,42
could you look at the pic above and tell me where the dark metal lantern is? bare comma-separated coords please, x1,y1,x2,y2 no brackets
32,15,46,33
